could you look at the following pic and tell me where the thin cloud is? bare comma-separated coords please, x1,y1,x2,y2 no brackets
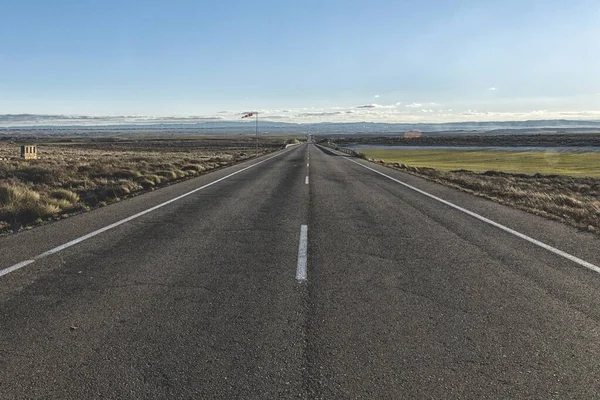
264,115,291,120
374,94,380,98
488,87,498,91
405,103,422,108
356,104,396,109
298,111,343,117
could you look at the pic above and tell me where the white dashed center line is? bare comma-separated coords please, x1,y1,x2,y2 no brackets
296,225,308,281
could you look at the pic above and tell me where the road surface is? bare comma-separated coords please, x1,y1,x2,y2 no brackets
1,143,600,399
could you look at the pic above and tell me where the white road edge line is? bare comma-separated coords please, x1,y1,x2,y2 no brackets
342,155,600,274
0,148,295,279
0,260,36,278
296,225,308,281
305,176,309,185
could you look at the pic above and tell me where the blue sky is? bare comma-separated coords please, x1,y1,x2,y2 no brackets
1,0,599,122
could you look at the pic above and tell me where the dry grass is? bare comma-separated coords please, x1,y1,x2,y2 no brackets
0,137,281,233
351,146,600,232
379,160,600,233
0,184,66,224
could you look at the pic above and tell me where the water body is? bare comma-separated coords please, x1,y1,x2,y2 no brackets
347,145,600,152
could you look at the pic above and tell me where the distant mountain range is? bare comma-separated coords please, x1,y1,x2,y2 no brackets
1,114,600,135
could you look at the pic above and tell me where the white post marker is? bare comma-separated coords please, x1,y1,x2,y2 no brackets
296,225,308,281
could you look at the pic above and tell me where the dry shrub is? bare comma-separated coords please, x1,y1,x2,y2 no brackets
118,180,142,194
68,179,90,190
135,176,156,189
111,169,142,179
46,198,74,210
13,165,67,185
50,189,80,204
385,162,600,232
0,221,10,232
156,170,177,180
0,184,40,205
0,138,268,231
181,164,204,172
94,180,143,201
151,163,174,170
144,174,162,185
0,184,60,223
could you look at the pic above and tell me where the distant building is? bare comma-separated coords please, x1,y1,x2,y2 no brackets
20,145,37,160
404,130,422,138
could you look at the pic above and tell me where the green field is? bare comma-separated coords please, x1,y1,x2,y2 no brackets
361,149,600,177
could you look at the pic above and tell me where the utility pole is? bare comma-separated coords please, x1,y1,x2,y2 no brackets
255,111,259,157
242,111,259,157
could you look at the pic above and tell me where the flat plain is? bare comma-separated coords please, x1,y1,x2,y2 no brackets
0,135,294,233
324,134,600,233
360,148,600,177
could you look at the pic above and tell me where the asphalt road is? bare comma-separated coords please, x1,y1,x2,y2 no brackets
1,143,600,399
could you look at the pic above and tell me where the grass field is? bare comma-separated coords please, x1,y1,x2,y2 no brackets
360,149,600,177
349,147,600,233
0,136,287,233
